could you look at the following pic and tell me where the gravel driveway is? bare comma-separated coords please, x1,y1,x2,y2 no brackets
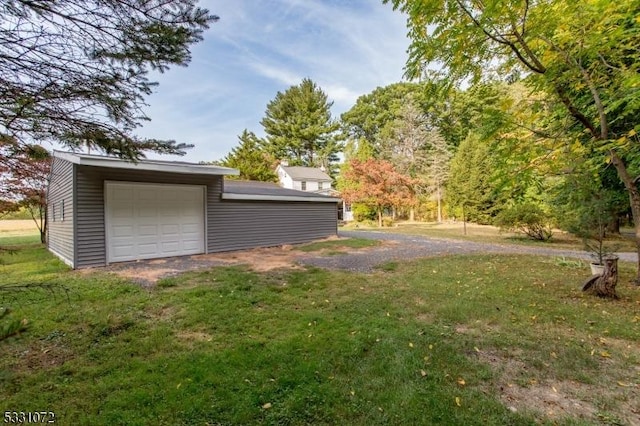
103,230,638,286
298,230,638,272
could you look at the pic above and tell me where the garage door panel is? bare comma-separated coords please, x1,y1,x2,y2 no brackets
111,244,134,258
112,225,134,237
139,224,159,236
138,243,160,256
138,206,158,218
112,207,134,218
182,223,200,233
138,191,157,201
113,187,134,201
160,207,180,217
106,182,205,263
161,224,180,237
181,240,202,251
160,241,180,253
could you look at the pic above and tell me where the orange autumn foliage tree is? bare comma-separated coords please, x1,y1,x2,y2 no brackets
341,159,416,227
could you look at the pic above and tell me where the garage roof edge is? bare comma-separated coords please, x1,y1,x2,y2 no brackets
221,193,340,203
54,150,239,176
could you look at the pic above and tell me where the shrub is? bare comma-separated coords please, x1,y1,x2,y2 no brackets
494,203,553,241
352,204,376,221
382,217,394,227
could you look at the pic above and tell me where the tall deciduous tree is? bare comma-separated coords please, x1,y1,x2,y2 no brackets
219,130,277,182
423,129,452,223
341,83,424,155
261,79,341,171
1,0,218,161
382,100,430,220
341,159,416,227
0,143,50,243
387,0,640,280
382,101,453,222
382,100,429,175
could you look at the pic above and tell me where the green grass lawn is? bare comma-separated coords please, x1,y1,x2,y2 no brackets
1,241,639,425
296,237,379,253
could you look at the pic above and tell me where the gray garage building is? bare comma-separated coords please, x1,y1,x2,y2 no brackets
47,151,339,269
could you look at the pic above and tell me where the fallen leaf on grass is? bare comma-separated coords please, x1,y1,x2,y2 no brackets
457,378,466,386
421,370,427,377
455,397,461,407
600,351,611,358
262,402,272,409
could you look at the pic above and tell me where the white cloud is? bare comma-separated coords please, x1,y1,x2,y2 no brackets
248,62,302,87
135,0,410,163
322,84,361,109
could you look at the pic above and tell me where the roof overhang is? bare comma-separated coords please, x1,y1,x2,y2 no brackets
221,193,340,203
54,151,239,176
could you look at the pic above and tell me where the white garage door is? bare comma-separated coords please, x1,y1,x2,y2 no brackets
105,182,205,263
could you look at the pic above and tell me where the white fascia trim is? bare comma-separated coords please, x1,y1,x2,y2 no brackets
222,193,340,203
54,151,239,176
293,178,332,182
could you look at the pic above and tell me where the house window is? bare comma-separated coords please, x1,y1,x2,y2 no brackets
51,203,56,222
301,181,306,191
318,182,323,190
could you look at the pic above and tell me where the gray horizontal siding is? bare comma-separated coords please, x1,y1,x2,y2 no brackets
208,200,338,252
74,165,222,268
207,177,223,248
47,157,75,267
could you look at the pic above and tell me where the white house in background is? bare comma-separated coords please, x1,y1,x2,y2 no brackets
276,163,332,192
276,163,353,221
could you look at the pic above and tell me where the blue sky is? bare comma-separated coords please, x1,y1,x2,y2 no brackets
135,0,410,163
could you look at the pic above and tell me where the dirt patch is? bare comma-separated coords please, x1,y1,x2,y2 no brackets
104,237,372,286
201,247,308,272
473,349,640,425
176,331,213,342
474,349,598,421
145,305,178,322
415,313,435,324
119,268,182,285
500,380,597,420
16,340,73,372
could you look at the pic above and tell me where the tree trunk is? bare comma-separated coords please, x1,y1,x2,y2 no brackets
462,204,467,236
606,217,620,235
582,256,619,299
377,209,383,228
608,150,640,284
436,185,442,223
409,207,415,222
